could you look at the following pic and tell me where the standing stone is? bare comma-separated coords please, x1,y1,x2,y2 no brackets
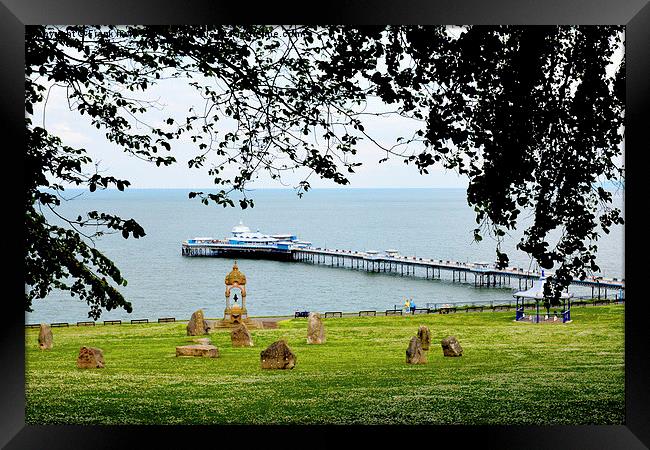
306,312,326,344
260,340,296,369
406,336,427,364
186,309,209,336
176,344,219,358
417,325,431,351
38,323,53,350
231,322,254,347
204,319,218,331
441,336,463,357
77,346,105,368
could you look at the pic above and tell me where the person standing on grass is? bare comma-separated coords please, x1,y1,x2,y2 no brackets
410,300,417,314
404,297,411,313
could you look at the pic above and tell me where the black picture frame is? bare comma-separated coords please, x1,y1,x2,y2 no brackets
2,1,648,448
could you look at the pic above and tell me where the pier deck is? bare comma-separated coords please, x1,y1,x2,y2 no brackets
181,242,624,296
293,248,624,294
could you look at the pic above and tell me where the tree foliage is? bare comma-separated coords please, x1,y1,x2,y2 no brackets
26,25,624,318
364,26,625,303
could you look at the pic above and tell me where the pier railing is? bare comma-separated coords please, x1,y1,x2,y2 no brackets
291,247,624,293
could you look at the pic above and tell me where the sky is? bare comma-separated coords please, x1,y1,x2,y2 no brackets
34,26,624,191
40,82,467,190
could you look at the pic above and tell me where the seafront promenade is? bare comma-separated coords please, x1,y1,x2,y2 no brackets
25,296,624,328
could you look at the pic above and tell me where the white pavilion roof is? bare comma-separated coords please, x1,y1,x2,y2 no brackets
230,231,277,242
232,220,251,234
513,276,572,299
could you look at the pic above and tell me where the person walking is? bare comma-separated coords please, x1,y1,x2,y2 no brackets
404,297,411,314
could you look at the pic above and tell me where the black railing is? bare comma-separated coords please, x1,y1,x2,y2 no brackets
23,297,624,329
158,317,176,323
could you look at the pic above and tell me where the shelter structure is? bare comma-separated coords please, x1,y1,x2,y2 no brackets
513,273,572,323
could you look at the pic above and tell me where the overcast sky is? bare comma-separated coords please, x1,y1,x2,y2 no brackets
36,27,623,191
39,75,468,190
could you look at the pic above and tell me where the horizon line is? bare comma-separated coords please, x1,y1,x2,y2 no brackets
56,186,471,191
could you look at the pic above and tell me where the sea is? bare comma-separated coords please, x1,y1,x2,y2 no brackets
27,188,624,324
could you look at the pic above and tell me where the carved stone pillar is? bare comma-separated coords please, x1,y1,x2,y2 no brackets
224,288,231,320
224,261,248,322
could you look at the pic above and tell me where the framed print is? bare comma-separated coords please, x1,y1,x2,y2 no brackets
2,0,649,448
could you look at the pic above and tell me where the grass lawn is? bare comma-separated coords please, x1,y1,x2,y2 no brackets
25,305,624,425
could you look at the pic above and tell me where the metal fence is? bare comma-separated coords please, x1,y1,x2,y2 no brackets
25,297,624,328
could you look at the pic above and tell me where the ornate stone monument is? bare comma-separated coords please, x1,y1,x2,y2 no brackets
207,261,262,329
224,261,248,323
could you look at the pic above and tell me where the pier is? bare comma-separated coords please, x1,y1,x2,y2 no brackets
292,248,624,297
181,242,624,298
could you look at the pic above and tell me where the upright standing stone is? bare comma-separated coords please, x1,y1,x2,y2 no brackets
306,312,326,344
260,340,296,369
417,325,431,351
204,319,219,331
441,336,463,357
186,309,209,336
38,323,53,350
231,322,254,347
406,336,427,364
77,347,105,368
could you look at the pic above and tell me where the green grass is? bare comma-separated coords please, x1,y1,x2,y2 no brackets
25,305,624,425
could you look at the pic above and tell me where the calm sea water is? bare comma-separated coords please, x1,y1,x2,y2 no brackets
27,188,624,323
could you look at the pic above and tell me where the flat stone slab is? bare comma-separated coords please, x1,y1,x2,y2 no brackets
193,338,212,345
176,344,219,358
260,320,279,329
